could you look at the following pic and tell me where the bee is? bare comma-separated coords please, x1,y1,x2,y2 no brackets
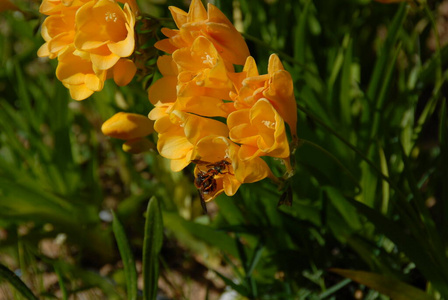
192,159,232,213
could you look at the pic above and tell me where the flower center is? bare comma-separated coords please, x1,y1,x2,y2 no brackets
201,54,215,66
105,11,118,22
261,120,276,129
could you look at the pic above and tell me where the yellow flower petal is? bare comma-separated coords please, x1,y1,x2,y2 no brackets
233,155,270,184
157,134,192,160
101,112,154,140
37,43,50,58
168,6,188,28
113,58,136,86
148,102,174,121
187,0,207,22
154,39,177,54
170,150,194,172
172,96,229,118
157,55,178,76
263,69,297,138
205,22,250,66
183,113,229,144
222,175,241,197
90,50,121,70
161,27,177,38
84,73,103,91
148,76,178,105
206,3,233,27
65,83,94,101
267,53,285,74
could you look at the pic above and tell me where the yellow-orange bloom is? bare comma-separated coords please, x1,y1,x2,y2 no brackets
149,44,233,118
101,112,154,140
149,103,229,172
37,8,76,58
230,54,298,139
74,0,136,70
155,0,249,65
56,45,107,100
38,0,138,100
228,98,290,161
192,136,270,202
173,36,234,100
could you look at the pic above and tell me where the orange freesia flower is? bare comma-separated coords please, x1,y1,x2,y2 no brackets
230,54,298,139
37,8,76,58
74,0,136,71
149,103,229,172
228,98,290,161
56,45,107,100
101,112,154,140
155,0,249,65
38,0,138,100
192,136,271,202
148,44,232,118
102,111,154,154
173,36,234,101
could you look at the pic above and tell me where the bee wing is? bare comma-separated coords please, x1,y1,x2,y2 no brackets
198,191,208,214
191,159,213,165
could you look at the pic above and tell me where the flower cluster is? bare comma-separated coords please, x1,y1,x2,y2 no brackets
148,0,298,204
38,0,138,100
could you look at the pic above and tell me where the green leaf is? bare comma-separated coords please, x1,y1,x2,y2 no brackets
339,35,353,126
0,263,38,300
51,260,121,299
318,278,351,299
246,240,264,277
143,197,163,300
330,269,433,300
53,263,68,300
163,212,238,257
112,211,138,300
346,198,448,295
366,3,407,103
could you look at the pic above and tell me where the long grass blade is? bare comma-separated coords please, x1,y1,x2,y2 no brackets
0,263,38,300
330,268,433,300
53,263,68,300
142,196,163,300
112,211,138,300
